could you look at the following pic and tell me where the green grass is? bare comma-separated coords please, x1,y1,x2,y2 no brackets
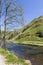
13,16,43,41
0,48,28,65
9,38,43,46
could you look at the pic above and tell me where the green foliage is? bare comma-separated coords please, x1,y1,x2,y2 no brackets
6,53,17,64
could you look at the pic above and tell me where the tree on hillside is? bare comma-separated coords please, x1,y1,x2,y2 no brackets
0,0,24,50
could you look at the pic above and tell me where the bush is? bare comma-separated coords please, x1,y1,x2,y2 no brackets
36,31,43,37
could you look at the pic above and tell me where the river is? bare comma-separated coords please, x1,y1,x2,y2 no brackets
1,41,43,65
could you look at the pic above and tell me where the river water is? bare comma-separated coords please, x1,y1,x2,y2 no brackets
2,42,43,65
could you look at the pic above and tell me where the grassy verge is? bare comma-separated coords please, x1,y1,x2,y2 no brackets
0,48,28,65
17,41,43,46
9,39,43,46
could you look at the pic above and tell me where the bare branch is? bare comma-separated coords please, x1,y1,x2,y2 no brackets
5,15,17,21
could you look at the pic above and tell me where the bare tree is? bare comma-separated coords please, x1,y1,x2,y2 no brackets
1,0,24,50
0,0,1,17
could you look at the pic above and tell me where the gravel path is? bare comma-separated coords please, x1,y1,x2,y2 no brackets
0,55,6,65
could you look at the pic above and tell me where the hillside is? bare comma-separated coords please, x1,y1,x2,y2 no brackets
14,16,43,41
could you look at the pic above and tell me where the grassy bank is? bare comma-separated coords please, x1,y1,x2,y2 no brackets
9,39,43,46
0,48,28,65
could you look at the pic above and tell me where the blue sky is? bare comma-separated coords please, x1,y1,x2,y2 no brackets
1,0,43,30
20,0,43,24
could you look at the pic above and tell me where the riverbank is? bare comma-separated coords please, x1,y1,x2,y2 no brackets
9,39,43,46
0,41,43,65
5,40,43,65
0,48,29,65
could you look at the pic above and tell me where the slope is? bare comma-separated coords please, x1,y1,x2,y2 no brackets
15,16,43,41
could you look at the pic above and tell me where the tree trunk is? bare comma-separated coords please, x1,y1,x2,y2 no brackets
4,20,6,50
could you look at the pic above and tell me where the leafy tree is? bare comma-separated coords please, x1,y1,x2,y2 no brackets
0,0,24,50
